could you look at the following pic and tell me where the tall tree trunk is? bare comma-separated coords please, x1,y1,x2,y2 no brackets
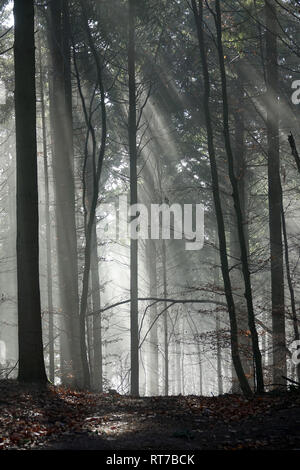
75,0,108,389
48,0,83,387
14,0,47,383
265,0,286,386
191,0,252,397
215,0,264,393
230,81,252,392
280,186,300,382
128,0,139,396
38,36,55,384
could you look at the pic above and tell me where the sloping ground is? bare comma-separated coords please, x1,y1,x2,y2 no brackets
0,380,299,450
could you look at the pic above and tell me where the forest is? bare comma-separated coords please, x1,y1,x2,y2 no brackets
0,0,299,453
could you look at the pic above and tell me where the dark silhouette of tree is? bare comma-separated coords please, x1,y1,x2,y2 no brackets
14,0,47,383
48,0,83,387
191,0,252,397
128,0,139,396
76,0,108,390
214,0,264,394
265,0,286,386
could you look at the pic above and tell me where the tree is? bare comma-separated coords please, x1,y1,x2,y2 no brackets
14,0,47,383
76,0,108,390
191,0,252,397
265,0,286,386
146,239,159,395
128,0,139,396
91,224,103,391
214,0,264,393
38,33,55,384
48,0,83,387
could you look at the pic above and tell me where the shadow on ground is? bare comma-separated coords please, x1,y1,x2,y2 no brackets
0,380,299,450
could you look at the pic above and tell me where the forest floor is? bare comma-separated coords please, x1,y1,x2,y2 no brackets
0,380,299,450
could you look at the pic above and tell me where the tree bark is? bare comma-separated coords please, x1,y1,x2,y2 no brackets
38,36,55,383
230,81,252,392
91,223,103,391
280,184,300,381
265,0,286,386
146,239,159,395
74,0,108,389
48,0,83,387
215,0,264,393
128,0,139,396
191,0,252,397
162,239,169,396
287,133,300,381
214,238,223,395
14,0,47,384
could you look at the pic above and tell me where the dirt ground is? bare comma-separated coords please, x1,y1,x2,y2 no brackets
0,380,299,450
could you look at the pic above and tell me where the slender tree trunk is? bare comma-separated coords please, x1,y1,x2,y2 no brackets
128,0,139,396
176,329,181,395
214,240,223,395
91,222,103,391
198,345,203,395
39,36,55,384
215,0,264,393
181,320,185,395
162,239,169,395
48,0,83,387
48,38,70,383
280,185,300,381
14,0,47,384
287,133,300,381
216,311,223,395
191,0,252,397
265,0,286,386
6,165,18,365
75,0,108,389
146,239,159,395
230,81,252,392
187,313,203,395
262,309,268,368
86,298,93,385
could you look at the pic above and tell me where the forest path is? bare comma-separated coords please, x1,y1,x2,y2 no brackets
43,399,300,450
0,381,299,450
